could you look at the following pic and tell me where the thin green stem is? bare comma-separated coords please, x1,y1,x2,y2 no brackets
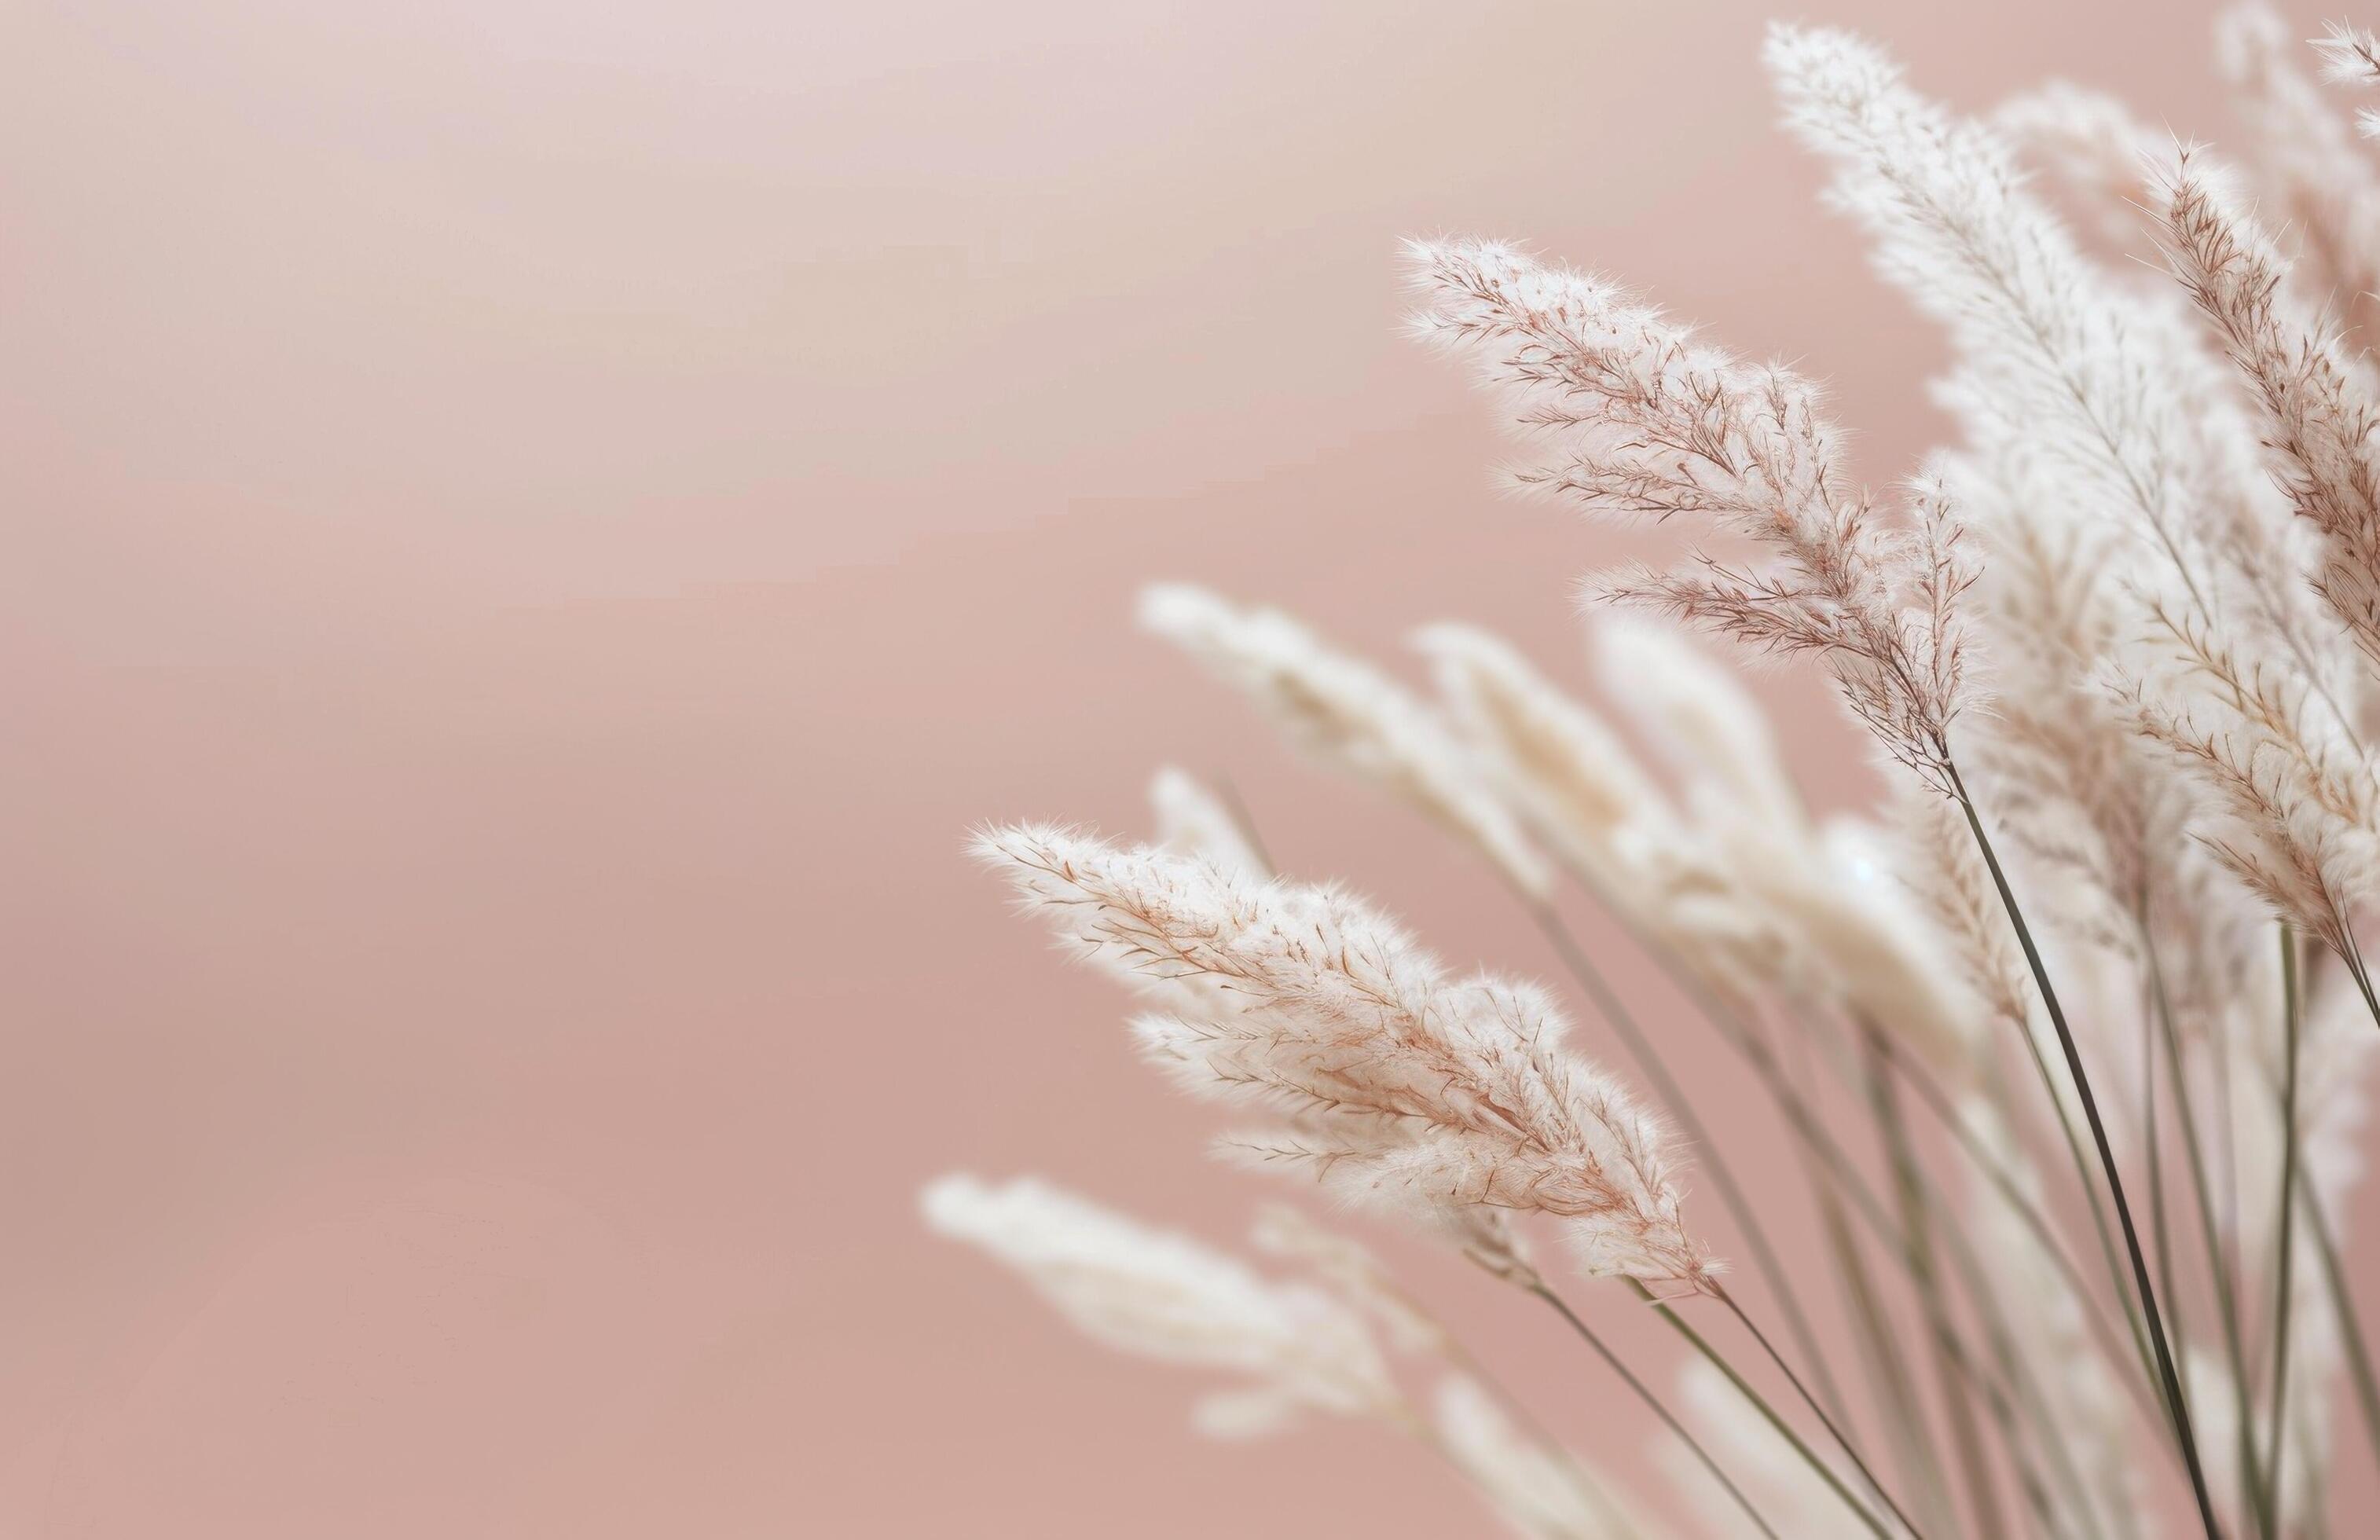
1711,1282,1934,1539
1925,1171,2116,1540
1984,932,2161,1400
2142,922,2269,1536
1706,992,2136,1534
1528,902,1855,1429
1780,1021,1952,1524
1803,1018,2131,1532
2144,975,2189,1424
2261,926,2301,1537
1862,1020,2005,1538
2339,932,2380,1036
2300,1173,2380,1477
1404,1264,1647,1539
1628,1280,1901,1539
1859,1024,2151,1422
1527,1282,1778,1540
1947,761,2223,1540
1544,841,2138,1531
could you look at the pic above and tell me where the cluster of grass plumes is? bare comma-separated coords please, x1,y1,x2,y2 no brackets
930,11,2380,1538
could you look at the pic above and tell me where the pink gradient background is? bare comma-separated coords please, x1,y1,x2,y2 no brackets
4,0,2367,1533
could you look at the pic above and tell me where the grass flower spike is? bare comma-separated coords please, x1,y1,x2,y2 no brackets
973,823,1714,1289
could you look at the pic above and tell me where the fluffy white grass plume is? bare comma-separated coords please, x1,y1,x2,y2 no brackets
1587,616,1982,1072
2218,3,2380,332
1139,583,1550,897
1407,236,1975,797
2315,18,2380,140
1415,618,1806,1001
1763,22,2252,635
2112,638,2380,954
972,823,1714,1289
1993,80,2176,251
2158,152,2380,674
948,15,2380,1538
1249,1201,1448,1355
2141,156,2380,947
1590,614,1802,831
1768,22,2380,970
920,1174,1405,1438
1412,622,1670,887
1149,765,1270,879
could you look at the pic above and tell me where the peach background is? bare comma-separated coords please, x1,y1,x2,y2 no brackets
3,0,2366,1534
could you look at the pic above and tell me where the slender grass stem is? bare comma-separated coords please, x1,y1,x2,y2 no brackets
1824,1152,1949,1522
1969,933,2160,1400
1628,1280,1900,1538
1398,1263,1646,1539
1526,1282,1779,1540
1561,882,2133,1538
1814,1013,2107,1536
1780,1021,1953,1525
1795,1014,2132,1530
1705,1282,1933,1538
1923,1166,2117,1540
1858,1024,2150,1417
2338,932,2380,1036
1720,984,2162,1535
2141,921,2269,1536
1920,1300,2077,1540
1946,761,2224,1540
1538,836,2150,1531
2261,926,2301,1538
2300,1173,2380,1477
1527,900,1855,1428
2144,976,2191,1428
1546,871,2127,1519
1861,1019,2006,1538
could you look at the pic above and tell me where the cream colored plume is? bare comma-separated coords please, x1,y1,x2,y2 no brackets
1149,765,1270,879
1408,235,1975,798
1139,582,1549,896
920,1174,1404,1438
974,824,1714,1288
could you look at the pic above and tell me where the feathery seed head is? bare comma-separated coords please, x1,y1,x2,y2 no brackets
974,824,1716,1288
921,1174,1404,1436
1140,583,1552,896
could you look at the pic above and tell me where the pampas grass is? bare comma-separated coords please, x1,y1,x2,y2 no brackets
929,13,2380,1538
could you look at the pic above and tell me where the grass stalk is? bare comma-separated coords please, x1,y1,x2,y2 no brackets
1528,900,1857,1429
2259,925,2301,1536
1857,1025,2151,1421
1527,1282,1780,1540
2140,922,2270,1537
1537,829,2157,1532
1946,761,2223,1539
2300,1173,2380,1477
1861,1018,2007,1538
1779,1021,1957,1527
1627,1279,1903,1538
2143,983,2187,1406
1801,1019,2124,1534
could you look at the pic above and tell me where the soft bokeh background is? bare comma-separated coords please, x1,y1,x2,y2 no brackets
3,0,2363,1534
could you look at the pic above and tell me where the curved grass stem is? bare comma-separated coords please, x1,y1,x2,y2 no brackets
1948,760,2223,1540
1527,1282,1780,1540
